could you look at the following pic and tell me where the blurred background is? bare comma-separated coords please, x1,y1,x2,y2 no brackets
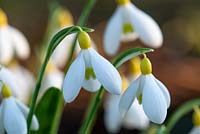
0,0,200,133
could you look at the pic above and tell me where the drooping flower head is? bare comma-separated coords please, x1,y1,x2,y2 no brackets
127,56,141,82
189,106,200,134
104,73,149,133
119,54,170,124
0,9,30,64
63,30,122,103
104,0,163,55
49,7,97,68
0,81,39,134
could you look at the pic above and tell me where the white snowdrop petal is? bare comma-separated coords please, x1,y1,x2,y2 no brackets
104,95,122,133
121,32,139,42
142,75,167,124
82,78,101,92
0,105,4,134
0,67,19,97
189,127,200,134
123,99,149,130
126,4,163,48
153,74,171,108
89,48,122,95
3,97,27,134
0,27,14,64
63,51,85,103
103,7,123,55
9,26,30,60
52,33,76,68
119,76,141,117
10,65,35,103
16,99,39,130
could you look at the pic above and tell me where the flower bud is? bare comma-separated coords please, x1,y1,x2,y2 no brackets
78,31,91,49
0,9,8,27
1,83,12,98
193,106,200,126
140,55,152,75
116,0,130,6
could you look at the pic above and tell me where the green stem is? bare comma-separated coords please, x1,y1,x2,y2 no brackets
79,87,105,134
165,98,200,132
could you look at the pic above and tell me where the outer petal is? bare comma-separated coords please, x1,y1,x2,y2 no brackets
0,105,4,134
3,97,27,134
9,26,30,60
126,4,163,48
89,48,122,95
104,95,122,133
119,76,141,117
16,99,39,130
63,51,85,103
142,75,167,124
52,33,76,68
103,7,123,55
82,78,101,92
189,127,200,134
152,74,171,108
123,100,149,130
0,27,14,64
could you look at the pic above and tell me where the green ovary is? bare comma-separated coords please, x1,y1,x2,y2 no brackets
122,23,134,34
85,67,96,80
137,93,143,104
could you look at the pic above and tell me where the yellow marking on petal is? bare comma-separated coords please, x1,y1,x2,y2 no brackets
78,31,91,49
123,23,134,34
137,93,143,104
0,9,8,27
58,9,73,28
121,73,129,93
140,54,152,75
1,83,12,98
85,67,96,80
116,0,130,6
46,60,57,74
129,56,141,76
193,106,200,126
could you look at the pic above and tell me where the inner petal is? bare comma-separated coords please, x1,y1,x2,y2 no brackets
122,23,134,34
85,67,96,80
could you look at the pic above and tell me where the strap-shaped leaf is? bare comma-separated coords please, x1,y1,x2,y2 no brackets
34,87,63,134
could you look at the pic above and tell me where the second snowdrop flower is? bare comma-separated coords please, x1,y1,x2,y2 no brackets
63,31,122,103
119,54,170,124
104,0,163,55
0,82,39,134
0,9,30,64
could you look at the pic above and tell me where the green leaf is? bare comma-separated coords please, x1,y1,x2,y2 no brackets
34,87,64,134
113,47,154,68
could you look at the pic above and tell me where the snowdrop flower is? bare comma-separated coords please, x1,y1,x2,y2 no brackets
103,0,163,55
0,9,30,64
119,54,170,124
0,81,39,134
0,64,34,103
104,74,149,133
48,8,97,68
40,61,64,98
63,31,122,103
189,106,200,134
